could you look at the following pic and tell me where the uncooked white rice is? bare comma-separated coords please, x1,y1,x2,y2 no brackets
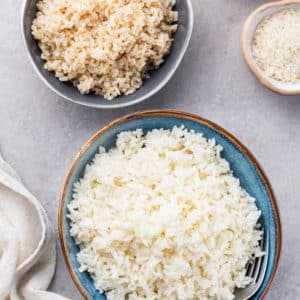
252,9,300,85
68,126,262,300
32,0,178,100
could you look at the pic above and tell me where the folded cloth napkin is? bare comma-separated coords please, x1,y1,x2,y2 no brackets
0,153,69,300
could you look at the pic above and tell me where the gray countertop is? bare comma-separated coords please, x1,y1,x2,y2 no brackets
1,0,299,299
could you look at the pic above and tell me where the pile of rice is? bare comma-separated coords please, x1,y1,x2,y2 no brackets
32,0,178,100
68,126,262,300
252,9,300,85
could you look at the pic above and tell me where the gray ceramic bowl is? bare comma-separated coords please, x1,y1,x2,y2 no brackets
21,0,193,109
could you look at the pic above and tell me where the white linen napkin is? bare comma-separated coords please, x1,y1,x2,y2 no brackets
0,153,69,300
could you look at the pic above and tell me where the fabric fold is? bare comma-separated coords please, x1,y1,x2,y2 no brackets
0,153,69,300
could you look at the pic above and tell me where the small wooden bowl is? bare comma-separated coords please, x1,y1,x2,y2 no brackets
21,0,193,109
241,0,300,95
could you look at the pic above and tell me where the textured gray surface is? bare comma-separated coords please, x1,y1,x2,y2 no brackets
0,0,299,299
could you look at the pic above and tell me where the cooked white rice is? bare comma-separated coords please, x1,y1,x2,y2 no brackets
31,0,178,100
68,126,262,300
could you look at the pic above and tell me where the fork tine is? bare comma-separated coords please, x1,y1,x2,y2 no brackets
247,259,255,278
254,231,269,286
252,256,263,282
247,235,263,279
245,261,252,277
252,235,265,281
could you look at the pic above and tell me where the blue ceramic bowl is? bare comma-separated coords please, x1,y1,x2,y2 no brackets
21,0,193,109
59,110,281,300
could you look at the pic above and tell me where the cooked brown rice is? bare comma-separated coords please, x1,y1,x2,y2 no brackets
32,0,178,100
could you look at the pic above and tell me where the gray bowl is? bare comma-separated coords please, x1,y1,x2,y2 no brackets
21,0,194,109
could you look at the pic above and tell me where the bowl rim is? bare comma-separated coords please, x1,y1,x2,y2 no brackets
20,0,194,109
58,109,282,300
241,0,300,96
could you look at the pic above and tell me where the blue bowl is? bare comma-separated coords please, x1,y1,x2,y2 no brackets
59,110,281,300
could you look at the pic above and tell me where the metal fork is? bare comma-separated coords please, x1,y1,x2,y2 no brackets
235,231,269,300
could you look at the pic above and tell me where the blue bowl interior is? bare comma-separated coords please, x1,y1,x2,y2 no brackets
62,115,279,299
22,0,193,108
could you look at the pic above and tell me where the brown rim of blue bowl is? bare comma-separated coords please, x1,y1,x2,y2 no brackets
58,109,281,299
